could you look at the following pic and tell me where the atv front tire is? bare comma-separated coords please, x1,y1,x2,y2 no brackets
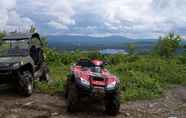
18,71,33,97
105,94,120,116
66,83,78,112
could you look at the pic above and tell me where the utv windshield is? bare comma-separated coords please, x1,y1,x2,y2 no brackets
0,39,29,57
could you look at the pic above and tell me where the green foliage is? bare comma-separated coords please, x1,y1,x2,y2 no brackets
0,32,5,39
106,54,186,101
124,71,162,100
154,33,182,58
127,43,136,55
178,54,186,64
0,32,5,45
34,79,64,94
49,64,69,80
44,48,104,65
39,48,186,101
35,33,186,101
40,37,48,47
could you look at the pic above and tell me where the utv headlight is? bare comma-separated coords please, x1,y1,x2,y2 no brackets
106,81,116,89
12,63,20,69
80,77,90,86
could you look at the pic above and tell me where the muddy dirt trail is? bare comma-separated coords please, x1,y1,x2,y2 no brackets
0,86,186,118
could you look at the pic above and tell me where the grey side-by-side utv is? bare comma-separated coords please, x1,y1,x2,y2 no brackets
0,33,50,97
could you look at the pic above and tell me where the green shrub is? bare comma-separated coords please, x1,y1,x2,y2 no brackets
34,79,64,94
123,71,162,101
154,33,182,58
38,47,186,101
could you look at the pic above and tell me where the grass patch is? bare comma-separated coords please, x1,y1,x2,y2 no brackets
34,79,64,94
34,48,186,101
34,63,68,94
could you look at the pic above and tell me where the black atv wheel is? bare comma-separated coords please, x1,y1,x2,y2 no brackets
64,75,73,99
66,83,78,112
17,71,33,97
105,95,120,116
64,80,69,99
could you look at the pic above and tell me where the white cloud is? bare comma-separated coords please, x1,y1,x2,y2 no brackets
1,0,186,38
0,0,16,30
48,21,68,30
0,0,34,32
6,11,34,32
27,0,75,28
102,0,186,37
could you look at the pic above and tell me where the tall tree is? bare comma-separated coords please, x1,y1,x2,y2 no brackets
154,33,182,58
127,43,136,55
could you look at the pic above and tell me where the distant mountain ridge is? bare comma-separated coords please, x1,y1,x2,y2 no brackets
47,35,157,51
48,35,134,42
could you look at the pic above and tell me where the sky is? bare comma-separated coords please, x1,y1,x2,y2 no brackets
0,0,186,38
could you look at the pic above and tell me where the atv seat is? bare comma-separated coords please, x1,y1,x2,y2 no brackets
76,59,93,67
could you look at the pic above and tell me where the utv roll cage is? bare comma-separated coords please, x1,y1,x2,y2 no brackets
2,33,40,40
2,33,43,46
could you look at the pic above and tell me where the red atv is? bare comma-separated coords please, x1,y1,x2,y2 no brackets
64,59,120,115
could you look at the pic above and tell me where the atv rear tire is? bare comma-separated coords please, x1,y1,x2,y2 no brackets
18,71,33,97
105,95,120,116
66,83,78,112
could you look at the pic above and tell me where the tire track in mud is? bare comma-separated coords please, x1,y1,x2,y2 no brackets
0,86,186,118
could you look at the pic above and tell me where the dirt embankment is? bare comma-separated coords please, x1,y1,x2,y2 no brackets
0,86,186,118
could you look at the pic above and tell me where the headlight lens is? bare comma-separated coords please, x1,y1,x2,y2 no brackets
107,81,116,89
80,77,90,86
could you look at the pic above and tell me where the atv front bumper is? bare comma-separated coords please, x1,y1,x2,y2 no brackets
76,83,119,97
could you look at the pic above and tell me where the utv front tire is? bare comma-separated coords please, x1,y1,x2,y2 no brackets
105,95,120,116
66,83,78,112
40,70,50,82
18,71,33,97
40,64,50,82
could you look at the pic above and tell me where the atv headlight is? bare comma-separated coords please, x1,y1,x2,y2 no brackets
80,77,90,86
12,63,20,69
106,81,116,89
